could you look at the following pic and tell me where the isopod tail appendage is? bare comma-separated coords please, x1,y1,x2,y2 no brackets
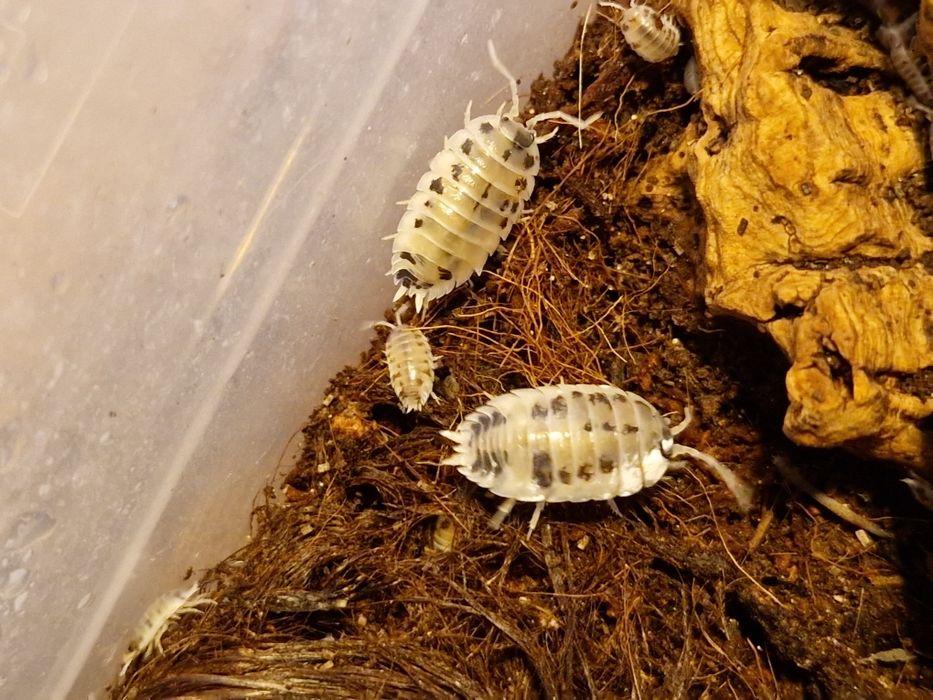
670,443,754,512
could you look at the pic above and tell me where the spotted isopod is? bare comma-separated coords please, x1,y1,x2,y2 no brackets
600,1,681,63
440,384,753,535
379,318,437,413
387,40,600,312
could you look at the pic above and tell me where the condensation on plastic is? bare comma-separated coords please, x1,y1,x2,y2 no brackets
0,0,588,696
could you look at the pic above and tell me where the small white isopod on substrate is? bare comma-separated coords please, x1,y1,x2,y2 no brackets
441,384,753,535
119,581,215,678
387,40,601,313
599,1,682,64
377,315,438,413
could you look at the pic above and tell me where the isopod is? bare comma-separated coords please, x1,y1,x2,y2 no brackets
387,40,600,312
440,384,753,535
379,318,437,413
600,1,681,63
120,581,214,677
877,15,933,107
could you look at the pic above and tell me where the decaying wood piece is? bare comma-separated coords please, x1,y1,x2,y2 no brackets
671,0,932,473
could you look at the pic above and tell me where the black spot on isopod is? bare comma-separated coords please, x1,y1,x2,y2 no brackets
502,148,512,161
481,182,492,199
572,390,583,399
599,457,616,473
476,413,493,429
395,269,417,285
583,421,592,431
450,163,463,181
558,467,572,485
578,463,594,481
399,251,416,264
510,201,520,213
550,396,568,416
499,219,508,229
491,410,506,426
429,178,444,195
438,267,453,281
532,452,554,488
612,394,628,404
621,424,639,434
461,139,474,155
523,154,535,169
478,452,494,475
513,128,535,148
414,218,423,228
479,121,494,133
589,393,611,406
515,176,527,190
602,422,616,432
532,403,548,419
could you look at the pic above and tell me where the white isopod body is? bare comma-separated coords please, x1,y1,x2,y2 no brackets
120,582,214,677
440,384,753,535
381,320,437,413
388,41,600,312
600,1,681,63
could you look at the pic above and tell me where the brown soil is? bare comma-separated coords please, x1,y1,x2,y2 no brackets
113,7,931,699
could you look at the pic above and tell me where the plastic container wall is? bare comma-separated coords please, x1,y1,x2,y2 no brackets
0,1,588,696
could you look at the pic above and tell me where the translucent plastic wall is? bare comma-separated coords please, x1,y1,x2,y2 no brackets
0,1,586,696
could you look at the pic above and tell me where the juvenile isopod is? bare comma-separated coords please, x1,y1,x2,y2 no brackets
600,1,682,63
440,384,753,535
120,581,214,677
387,41,600,312
378,318,437,413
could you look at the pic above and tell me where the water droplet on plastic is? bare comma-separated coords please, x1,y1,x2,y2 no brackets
0,566,28,600
2,511,55,551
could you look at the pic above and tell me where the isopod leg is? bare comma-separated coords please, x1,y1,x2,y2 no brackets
526,502,545,537
488,497,516,530
608,498,623,519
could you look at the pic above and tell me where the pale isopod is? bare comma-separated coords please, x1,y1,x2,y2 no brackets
600,1,681,63
387,41,600,312
120,582,214,677
380,319,437,413
440,384,753,535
